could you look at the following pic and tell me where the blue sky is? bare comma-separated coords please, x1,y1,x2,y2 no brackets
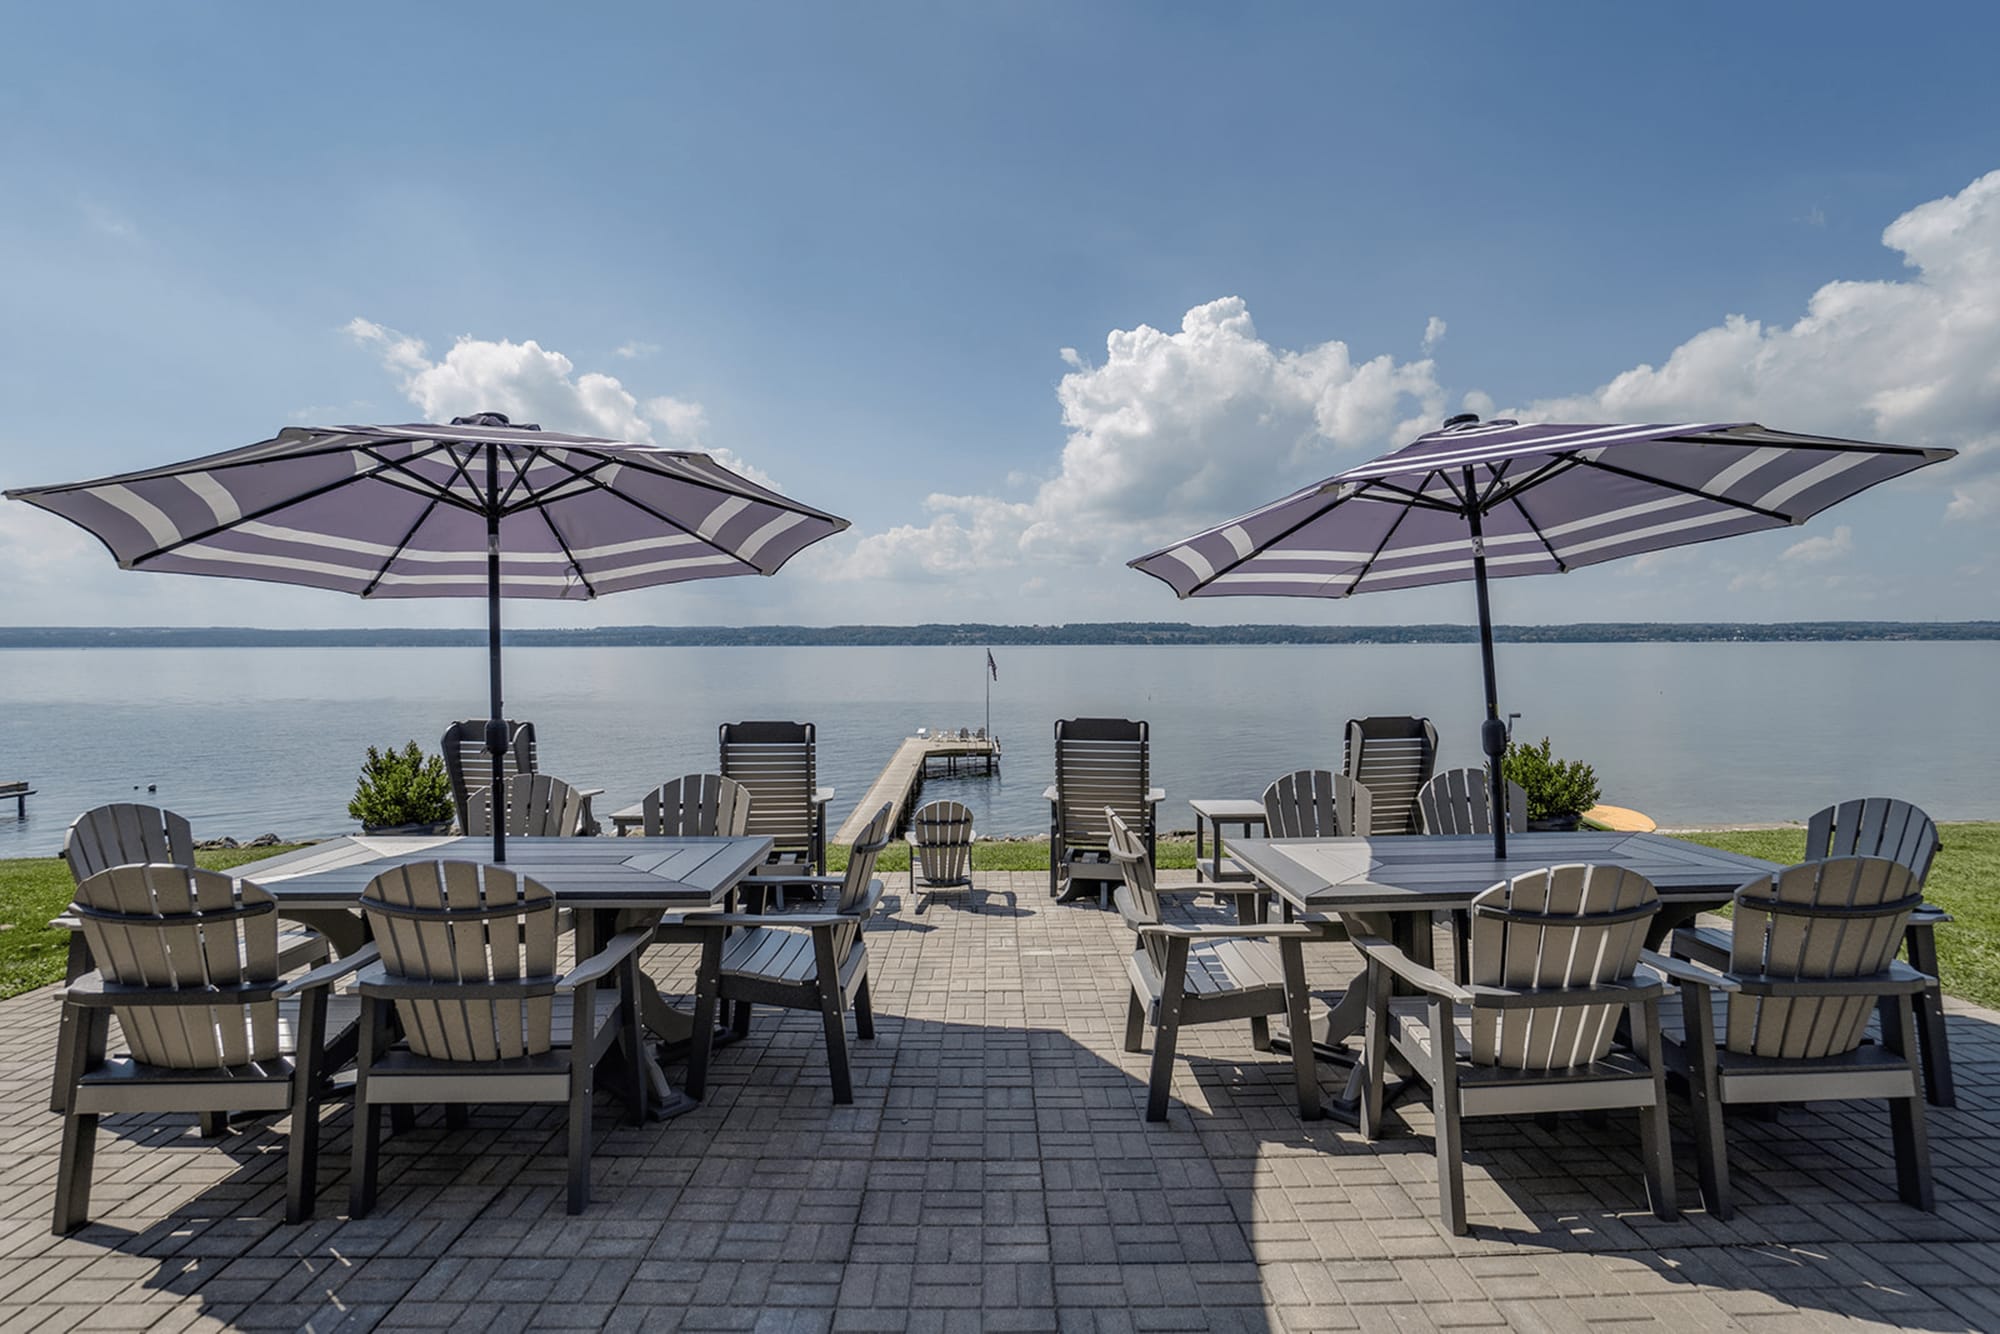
2,3,1996,629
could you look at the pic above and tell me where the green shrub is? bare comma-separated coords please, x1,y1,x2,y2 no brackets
1501,736,1601,821
348,741,453,829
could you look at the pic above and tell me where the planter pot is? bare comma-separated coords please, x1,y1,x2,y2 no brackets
360,821,454,836
1525,815,1582,833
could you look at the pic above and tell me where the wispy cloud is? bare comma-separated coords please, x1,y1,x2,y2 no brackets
615,341,659,360
1782,525,1853,563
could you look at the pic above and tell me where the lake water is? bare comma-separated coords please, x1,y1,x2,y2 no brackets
1,642,1994,853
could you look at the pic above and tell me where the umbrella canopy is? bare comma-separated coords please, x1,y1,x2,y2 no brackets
1130,415,1956,853
8,413,851,860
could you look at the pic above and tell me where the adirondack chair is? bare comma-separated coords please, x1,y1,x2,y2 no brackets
1342,716,1439,835
1046,717,1164,906
1675,797,1951,1106
1356,864,1674,1235
684,804,894,1104
641,773,752,838
51,803,330,1114
720,720,829,875
465,772,590,838
907,799,975,911
1658,856,1932,1218
52,865,366,1232
1416,768,1527,837
1106,811,1320,1122
1262,769,1374,841
348,860,653,1216
441,717,538,833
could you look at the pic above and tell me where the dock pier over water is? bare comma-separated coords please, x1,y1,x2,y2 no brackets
836,733,1000,843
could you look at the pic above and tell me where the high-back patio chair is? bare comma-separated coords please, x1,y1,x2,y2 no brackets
349,860,653,1216
1356,864,1674,1234
1342,716,1439,835
908,799,975,911
641,773,752,838
441,718,539,833
1658,856,1931,1218
684,804,894,1104
1106,811,1320,1123
1262,769,1373,840
52,865,364,1231
1416,767,1527,836
465,772,589,838
1047,717,1162,906
719,720,828,874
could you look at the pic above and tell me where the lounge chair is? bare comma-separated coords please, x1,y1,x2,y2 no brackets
52,865,365,1231
1342,716,1439,834
441,717,538,833
1356,864,1675,1234
348,860,653,1216
1106,811,1320,1123
685,804,894,1105
720,720,830,875
1416,767,1526,836
1046,717,1164,906
1659,856,1933,1218
465,772,590,837
908,799,975,911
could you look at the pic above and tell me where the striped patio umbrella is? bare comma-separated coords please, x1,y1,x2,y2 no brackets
1130,415,1956,854
7,412,850,861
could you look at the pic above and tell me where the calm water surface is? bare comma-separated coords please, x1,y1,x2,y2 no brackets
1,642,1994,851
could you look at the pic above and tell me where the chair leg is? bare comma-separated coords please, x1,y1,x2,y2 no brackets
1904,925,1954,1108
350,1001,387,1219
567,1053,593,1216
1884,994,1935,1210
285,988,328,1225
1123,992,1146,1054
1248,1015,1271,1052
1679,981,1731,1219
1429,997,1466,1236
813,928,853,1104
854,973,875,1041
53,1112,98,1235
686,933,724,1100
443,1105,469,1131
1280,938,1319,1121
1146,940,1190,1123
1359,962,1392,1140
1631,999,1676,1222
199,1111,229,1138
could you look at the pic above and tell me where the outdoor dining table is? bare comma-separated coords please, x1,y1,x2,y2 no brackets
1226,830,1782,1116
247,833,772,1119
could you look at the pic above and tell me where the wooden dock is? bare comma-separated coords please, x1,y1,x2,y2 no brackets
836,735,1000,843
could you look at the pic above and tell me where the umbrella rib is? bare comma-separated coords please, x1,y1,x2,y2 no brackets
129,441,469,566
1569,455,1796,523
1176,487,1362,592
1481,455,1581,509
1507,491,1567,572
536,506,598,599
1350,479,1465,514
499,449,764,572
360,496,446,597
1341,494,1419,596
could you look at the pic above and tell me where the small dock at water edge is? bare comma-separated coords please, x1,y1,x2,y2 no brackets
835,733,1000,843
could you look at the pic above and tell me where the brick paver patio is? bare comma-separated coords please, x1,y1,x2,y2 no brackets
4,869,1997,1332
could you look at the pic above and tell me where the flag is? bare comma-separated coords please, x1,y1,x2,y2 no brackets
986,649,998,681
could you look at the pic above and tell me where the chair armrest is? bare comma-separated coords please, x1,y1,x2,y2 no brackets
747,873,845,890
732,880,885,929
813,788,834,807
62,974,284,1008
1733,961,1933,999
1641,948,1741,992
355,961,559,1001
1669,924,1731,970
1911,903,1952,926
1042,785,1059,804
275,943,381,997
1350,936,1472,1002
1136,921,1320,941
1463,977,1665,1010
1146,788,1166,807
559,926,657,992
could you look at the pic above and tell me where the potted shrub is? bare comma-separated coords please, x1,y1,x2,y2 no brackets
1500,736,1601,832
348,741,455,835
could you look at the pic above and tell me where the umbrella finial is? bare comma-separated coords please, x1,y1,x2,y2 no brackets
451,412,541,432
1442,413,1481,430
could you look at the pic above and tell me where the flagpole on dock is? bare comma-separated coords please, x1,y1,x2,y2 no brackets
985,647,996,739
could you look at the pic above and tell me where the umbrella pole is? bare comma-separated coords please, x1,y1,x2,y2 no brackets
1463,475,1508,859
486,442,506,864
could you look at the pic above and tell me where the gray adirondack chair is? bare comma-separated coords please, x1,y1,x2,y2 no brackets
465,772,589,838
349,860,653,1217
1106,811,1321,1123
908,799,975,912
1658,856,1931,1218
51,803,330,1114
1343,716,1439,835
1416,768,1527,837
52,865,366,1232
1256,770,1388,1035
719,720,828,875
441,717,538,833
684,804,894,1105
1047,717,1163,906
1356,864,1674,1235
641,773,752,837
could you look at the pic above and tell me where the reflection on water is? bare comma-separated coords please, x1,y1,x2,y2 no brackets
1,642,1994,848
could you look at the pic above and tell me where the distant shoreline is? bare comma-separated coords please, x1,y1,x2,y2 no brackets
0,621,1994,648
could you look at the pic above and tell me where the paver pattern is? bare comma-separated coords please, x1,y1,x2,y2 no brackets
3,869,1997,1332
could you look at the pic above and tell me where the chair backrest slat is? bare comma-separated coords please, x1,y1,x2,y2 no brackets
74,865,281,1069
1262,770,1371,838
441,719,539,832
1343,717,1439,835
1054,718,1150,848
720,721,817,857
910,800,975,885
362,860,558,1062
1417,767,1527,836
65,804,196,886
466,773,587,838
829,805,894,961
1726,857,1919,1060
1805,798,1939,886
643,773,752,837
1466,864,1657,1071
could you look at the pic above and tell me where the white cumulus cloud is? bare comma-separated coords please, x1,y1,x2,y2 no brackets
1781,525,1853,563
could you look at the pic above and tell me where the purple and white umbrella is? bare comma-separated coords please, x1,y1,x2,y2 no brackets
7,412,850,861
1130,415,1956,854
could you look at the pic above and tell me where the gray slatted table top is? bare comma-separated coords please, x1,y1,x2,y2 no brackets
244,835,774,910
1229,832,1782,914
